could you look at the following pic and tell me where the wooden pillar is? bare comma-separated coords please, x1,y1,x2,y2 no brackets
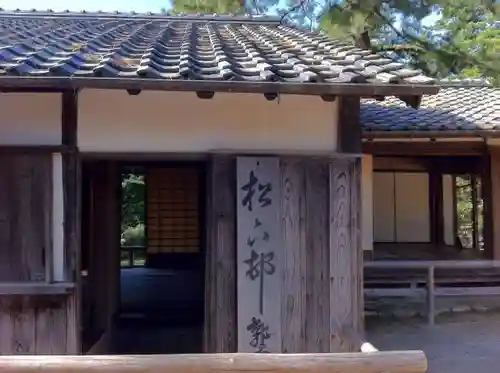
361,155,373,260
61,90,81,354
331,95,363,351
203,155,237,353
429,166,443,245
486,150,500,259
482,154,493,258
87,161,121,345
442,174,456,246
329,157,363,352
471,175,479,250
337,96,361,154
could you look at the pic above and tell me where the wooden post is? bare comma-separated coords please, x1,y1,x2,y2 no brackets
427,266,435,326
361,155,373,260
337,96,362,154
303,159,330,352
203,155,237,353
489,149,500,259
329,157,363,352
61,89,81,354
61,90,80,282
482,153,494,259
87,161,121,345
429,167,443,246
471,175,479,250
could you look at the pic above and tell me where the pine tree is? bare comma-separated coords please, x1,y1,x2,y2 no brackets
169,0,500,85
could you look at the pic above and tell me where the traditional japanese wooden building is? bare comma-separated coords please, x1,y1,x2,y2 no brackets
0,10,438,355
360,81,500,261
359,81,500,317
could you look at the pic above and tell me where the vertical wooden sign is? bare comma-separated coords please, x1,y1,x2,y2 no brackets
237,157,282,353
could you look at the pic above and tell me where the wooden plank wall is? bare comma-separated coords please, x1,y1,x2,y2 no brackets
0,154,52,282
0,153,75,354
280,157,362,353
280,158,330,353
0,296,69,354
205,155,362,353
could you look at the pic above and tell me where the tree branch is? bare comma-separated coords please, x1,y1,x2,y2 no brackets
280,0,307,23
369,4,498,76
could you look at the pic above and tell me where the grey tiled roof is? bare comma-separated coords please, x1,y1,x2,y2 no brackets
0,10,435,86
361,83,500,133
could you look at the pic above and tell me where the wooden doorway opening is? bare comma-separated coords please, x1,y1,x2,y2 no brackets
81,160,206,355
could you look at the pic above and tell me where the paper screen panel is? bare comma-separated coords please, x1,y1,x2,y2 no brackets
146,168,200,254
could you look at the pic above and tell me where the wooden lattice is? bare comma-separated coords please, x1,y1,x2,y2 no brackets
146,168,200,253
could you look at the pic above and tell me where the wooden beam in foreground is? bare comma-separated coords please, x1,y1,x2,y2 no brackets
0,352,427,373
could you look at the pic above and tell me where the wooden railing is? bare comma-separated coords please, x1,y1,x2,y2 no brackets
365,260,500,325
0,352,428,373
120,246,147,267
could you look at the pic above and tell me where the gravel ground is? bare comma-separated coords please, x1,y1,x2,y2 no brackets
366,312,500,373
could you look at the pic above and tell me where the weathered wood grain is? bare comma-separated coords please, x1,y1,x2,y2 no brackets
329,159,362,352
63,154,80,282
0,154,52,282
349,159,363,336
10,297,35,354
304,160,329,353
280,158,306,353
61,93,82,354
203,155,237,353
0,296,70,355
0,153,75,355
0,351,428,373
203,155,362,354
35,297,67,354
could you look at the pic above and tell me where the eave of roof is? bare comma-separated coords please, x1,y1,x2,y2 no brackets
0,9,282,23
0,76,439,97
361,82,499,136
0,10,439,100
362,129,500,139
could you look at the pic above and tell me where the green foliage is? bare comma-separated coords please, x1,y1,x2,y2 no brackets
121,224,147,247
121,173,146,246
428,0,499,84
171,0,245,14
316,0,500,84
455,175,483,250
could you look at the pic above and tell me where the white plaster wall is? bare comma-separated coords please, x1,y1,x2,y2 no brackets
0,93,61,145
362,155,373,252
78,90,338,153
373,171,430,242
395,172,430,242
442,174,455,246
